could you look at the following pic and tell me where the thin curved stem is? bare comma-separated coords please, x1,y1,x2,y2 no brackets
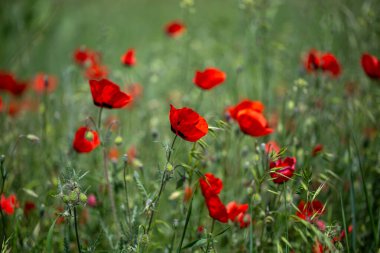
73,207,82,253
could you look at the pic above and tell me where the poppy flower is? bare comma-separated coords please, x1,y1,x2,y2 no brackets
121,48,137,67
183,185,193,203
361,53,380,79
312,240,324,253
73,47,100,66
0,194,18,215
237,213,251,228
296,200,325,221
226,201,249,221
193,67,226,90
24,201,36,216
265,140,280,154
89,79,132,109
269,157,296,184
87,194,97,207
169,104,208,142
85,64,108,80
7,100,23,117
312,144,323,157
304,49,341,77
236,109,273,137
33,73,57,93
127,146,137,163
199,173,228,223
199,173,223,197
0,72,28,96
165,21,186,37
72,126,100,153
227,99,264,120
320,53,341,77
108,147,119,162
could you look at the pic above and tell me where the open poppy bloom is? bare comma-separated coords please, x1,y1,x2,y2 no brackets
121,48,137,67
304,49,341,77
24,201,36,216
312,144,323,157
269,157,296,184
169,104,208,142
237,213,251,228
1,194,18,215
165,21,186,37
361,53,380,80
227,99,264,120
0,71,28,96
265,140,280,154
296,200,325,221
199,173,228,223
236,109,273,137
89,79,132,109
226,201,249,221
85,64,108,80
193,67,226,90
72,126,100,153
73,47,100,66
33,73,57,93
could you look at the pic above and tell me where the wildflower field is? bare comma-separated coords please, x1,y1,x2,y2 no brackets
0,0,380,252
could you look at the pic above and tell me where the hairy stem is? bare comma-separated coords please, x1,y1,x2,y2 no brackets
73,206,82,253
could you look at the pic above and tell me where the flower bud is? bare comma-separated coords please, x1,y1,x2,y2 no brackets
69,191,78,202
85,131,94,141
114,136,123,145
79,193,87,203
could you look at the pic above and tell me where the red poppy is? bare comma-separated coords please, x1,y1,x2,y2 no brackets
165,21,186,37
183,185,193,203
72,126,100,153
33,73,57,93
121,48,137,67
89,79,132,109
199,173,223,197
269,157,296,184
169,104,208,142
0,96,2,112
73,47,100,66
7,100,23,117
127,146,137,163
237,213,251,228
265,140,280,154
108,147,119,162
0,194,18,215
226,201,249,221
304,49,341,77
0,72,28,96
312,144,323,157
24,201,36,216
85,64,108,80
199,173,228,223
312,240,324,253
236,109,273,137
321,53,341,77
227,99,264,120
361,53,380,79
296,200,325,221
193,67,226,90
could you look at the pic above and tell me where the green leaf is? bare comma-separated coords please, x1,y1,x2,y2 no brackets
45,218,58,253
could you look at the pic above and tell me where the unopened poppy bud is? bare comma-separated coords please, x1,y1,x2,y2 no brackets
85,131,94,141
114,136,123,145
79,193,87,203
26,134,40,143
166,163,173,171
0,154,5,162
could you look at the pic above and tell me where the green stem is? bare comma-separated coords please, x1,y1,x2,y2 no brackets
73,206,82,253
205,219,215,253
146,135,178,234
284,184,289,253
177,191,195,253
0,156,6,251
123,158,132,231
97,107,103,130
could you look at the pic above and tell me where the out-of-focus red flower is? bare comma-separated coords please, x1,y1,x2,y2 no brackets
169,104,208,142
236,109,273,137
87,194,97,207
85,64,108,80
24,201,36,216
361,53,380,80
265,140,280,154
72,126,100,153
312,144,323,157
193,67,226,90
321,53,341,77
8,81,28,97
165,21,186,37
237,212,251,228
335,224,353,242
312,240,324,253
80,208,89,225
183,185,193,203
73,47,100,66
56,207,65,225
0,96,2,112
7,100,22,117
227,99,264,120
127,146,137,163
199,173,223,197
33,73,57,93
226,201,248,221
0,194,18,215
89,79,132,109
199,173,228,223
197,225,204,234
269,157,296,184
296,200,324,221
108,147,119,162
0,72,28,96
121,49,137,67
304,49,341,77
